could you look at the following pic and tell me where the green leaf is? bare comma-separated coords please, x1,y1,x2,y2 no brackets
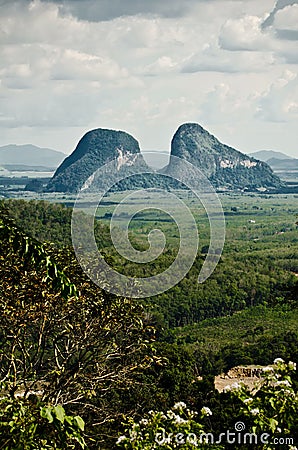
40,406,54,424
53,405,65,423
74,415,85,431
269,398,275,409
269,418,278,432
65,416,73,426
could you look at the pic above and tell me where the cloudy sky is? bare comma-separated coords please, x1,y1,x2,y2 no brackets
0,0,297,157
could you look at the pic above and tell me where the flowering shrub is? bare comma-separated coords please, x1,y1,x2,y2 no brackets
117,402,223,449
234,358,298,438
117,359,297,450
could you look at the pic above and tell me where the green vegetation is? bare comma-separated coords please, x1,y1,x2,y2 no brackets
0,198,112,249
0,194,297,448
119,360,298,449
0,207,156,448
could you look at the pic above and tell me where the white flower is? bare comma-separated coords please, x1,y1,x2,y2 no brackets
174,414,187,425
274,358,284,365
201,406,212,416
116,435,126,444
167,411,187,424
288,361,297,371
276,380,291,387
243,398,253,404
140,418,148,426
167,410,176,419
223,385,231,392
250,408,260,416
130,431,138,441
173,402,187,410
262,366,274,373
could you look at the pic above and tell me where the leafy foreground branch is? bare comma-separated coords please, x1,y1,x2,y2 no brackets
0,215,156,448
0,398,85,449
0,213,77,298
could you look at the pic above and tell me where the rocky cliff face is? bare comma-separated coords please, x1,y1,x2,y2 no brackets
46,128,149,192
166,123,283,190
46,124,283,193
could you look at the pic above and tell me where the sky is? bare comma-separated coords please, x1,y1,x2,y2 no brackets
0,0,297,157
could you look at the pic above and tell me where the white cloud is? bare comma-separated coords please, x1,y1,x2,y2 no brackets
219,15,272,51
0,80,103,128
198,82,257,127
0,1,143,128
182,44,276,73
0,0,297,158
273,4,298,40
43,0,206,22
50,48,129,81
262,0,298,28
0,1,85,46
277,42,298,63
274,3,298,29
142,56,178,75
256,70,298,122
218,6,298,65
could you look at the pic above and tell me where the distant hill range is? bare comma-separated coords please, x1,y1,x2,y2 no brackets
266,158,298,170
0,144,66,171
46,124,284,193
249,150,298,172
248,150,294,162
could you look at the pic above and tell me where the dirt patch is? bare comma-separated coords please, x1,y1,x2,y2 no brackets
215,365,267,393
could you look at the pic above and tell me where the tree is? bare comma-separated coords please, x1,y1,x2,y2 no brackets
0,212,156,448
